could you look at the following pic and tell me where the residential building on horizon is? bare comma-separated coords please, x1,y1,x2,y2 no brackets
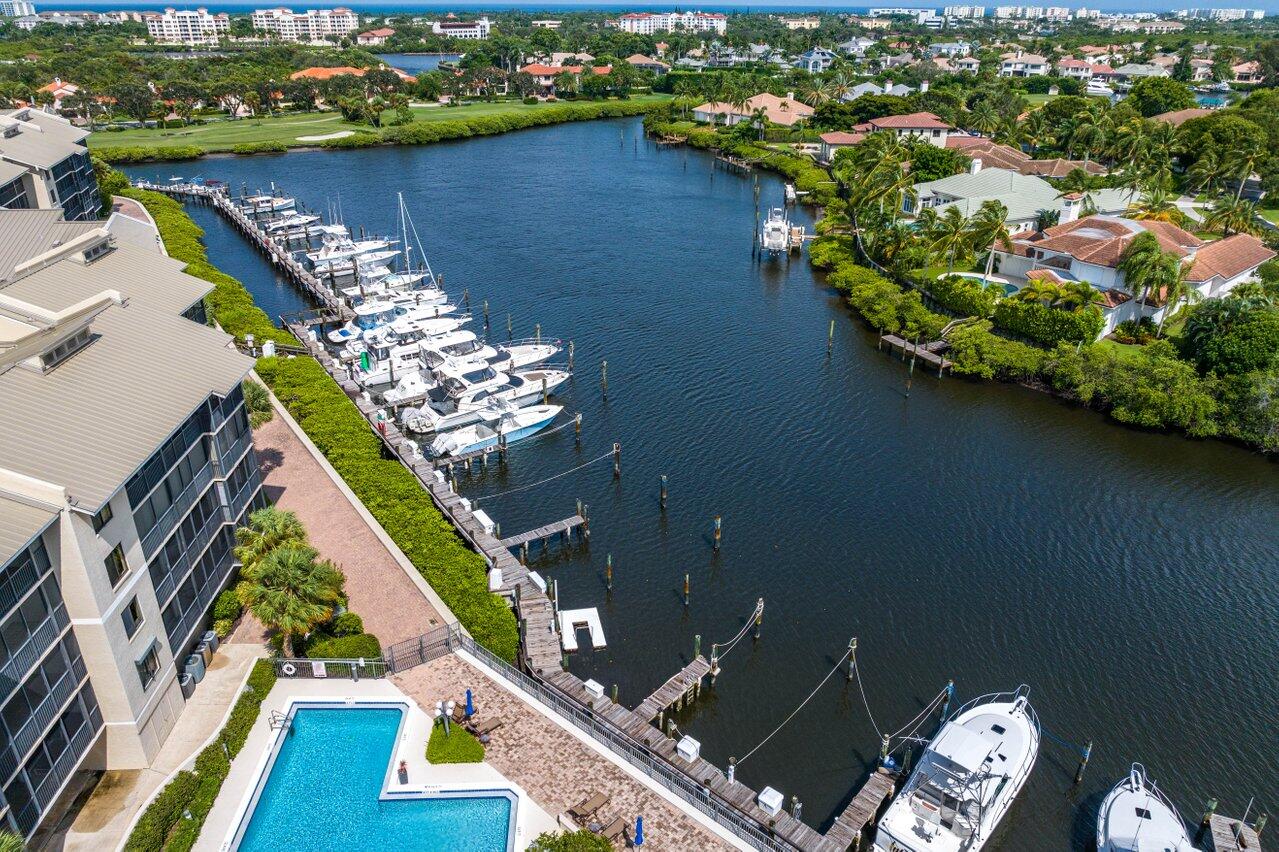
249,6,358,42
0,0,35,17
616,10,726,35
145,7,229,45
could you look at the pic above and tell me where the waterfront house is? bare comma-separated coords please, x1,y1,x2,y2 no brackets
841,81,916,101
851,111,954,147
518,63,611,96
999,51,1049,77
903,167,1131,234
356,27,395,46
819,130,866,163
36,78,80,113
1232,60,1263,83
692,93,814,127
837,36,877,57
954,56,982,73
624,53,670,74
928,40,973,57
1152,107,1213,126
945,136,1106,177
994,216,1276,335
1055,58,1094,79
1113,63,1170,80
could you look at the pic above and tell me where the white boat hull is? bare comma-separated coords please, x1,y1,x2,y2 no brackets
428,404,562,457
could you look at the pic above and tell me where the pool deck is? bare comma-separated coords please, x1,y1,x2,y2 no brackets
395,653,741,851
197,678,556,852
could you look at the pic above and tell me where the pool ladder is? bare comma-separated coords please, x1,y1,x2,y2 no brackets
268,710,291,731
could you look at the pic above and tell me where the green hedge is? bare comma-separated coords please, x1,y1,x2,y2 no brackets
122,188,298,348
94,145,206,163
926,274,1000,318
993,298,1104,346
427,720,485,763
306,632,382,659
255,355,519,662
945,322,1048,381
230,140,288,155
384,100,658,148
827,262,948,339
125,661,276,852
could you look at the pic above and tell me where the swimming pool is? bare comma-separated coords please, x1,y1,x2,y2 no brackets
236,705,513,851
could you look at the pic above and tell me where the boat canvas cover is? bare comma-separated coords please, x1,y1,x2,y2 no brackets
930,722,993,775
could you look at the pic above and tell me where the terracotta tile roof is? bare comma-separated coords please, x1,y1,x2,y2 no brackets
820,131,865,144
867,111,950,130
945,137,1029,170
1030,216,1203,268
290,66,366,80
1091,64,1116,74
359,27,395,37
1021,157,1105,178
1057,58,1092,68
1153,107,1213,127
520,64,612,76
693,93,814,127
1186,234,1276,283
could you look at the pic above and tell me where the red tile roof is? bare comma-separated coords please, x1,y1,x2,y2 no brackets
1152,107,1213,127
820,131,866,145
867,111,951,130
1186,234,1276,283
1029,216,1203,269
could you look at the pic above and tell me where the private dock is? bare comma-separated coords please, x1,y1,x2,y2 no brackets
1207,814,1264,852
823,768,898,851
635,656,711,723
501,514,588,561
559,608,606,651
879,334,953,373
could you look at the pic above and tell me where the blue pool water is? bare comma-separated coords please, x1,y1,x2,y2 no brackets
238,707,511,851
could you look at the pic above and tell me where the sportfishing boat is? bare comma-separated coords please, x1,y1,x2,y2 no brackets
760,207,789,255
311,247,398,274
1096,765,1196,852
325,296,456,344
242,194,295,212
263,213,319,232
339,313,471,364
401,367,570,434
306,236,393,267
421,336,560,374
354,327,472,386
1086,80,1115,97
428,402,562,457
873,686,1039,852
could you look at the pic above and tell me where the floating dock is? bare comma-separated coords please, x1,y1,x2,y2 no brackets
559,608,606,651
635,656,711,722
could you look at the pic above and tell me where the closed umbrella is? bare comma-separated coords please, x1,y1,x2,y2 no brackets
465,688,474,717
635,815,644,846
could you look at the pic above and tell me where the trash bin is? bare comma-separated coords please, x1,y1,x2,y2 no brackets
179,673,196,699
185,654,206,683
202,629,219,654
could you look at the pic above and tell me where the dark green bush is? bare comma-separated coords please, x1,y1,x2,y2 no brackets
827,263,948,339
92,144,206,163
807,235,858,271
945,322,1047,381
927,274,1000,318
306,632,381,659
332,611,364,636
993,298,1104,345
212,589,241,622
124,771,198,851
231,140,288,155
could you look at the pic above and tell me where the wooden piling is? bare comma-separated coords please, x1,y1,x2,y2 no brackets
684,573,690,606
828,319,835,354
601,360,608,398
567,340,574,372
713,515,722,552
606,553,613,589
574,413,582,446
542,377,548,404
611,683,619,703
613,443,621,478
1074,740,1093,785
660,474,668,510
753,598,763,640
846,636,857,681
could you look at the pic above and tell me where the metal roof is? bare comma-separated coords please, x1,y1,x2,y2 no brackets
0,493,56,569
0,159,26,187
0,241,252,511
0,209,101,282
0,108,90,171
914,168,1132,223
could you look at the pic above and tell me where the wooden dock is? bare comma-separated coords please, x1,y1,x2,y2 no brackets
500,515,587,549
879,334,952,372
1207,814,1263,852
635,656,711,723
822,768,897,851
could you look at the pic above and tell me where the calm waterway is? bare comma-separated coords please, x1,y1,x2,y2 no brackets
376,52,462,74
126,118,1279,848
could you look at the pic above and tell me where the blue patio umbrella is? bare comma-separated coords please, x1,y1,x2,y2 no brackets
634,815,644,846
465,689,474,716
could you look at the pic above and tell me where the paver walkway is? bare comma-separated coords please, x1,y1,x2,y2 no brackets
394,655,735,852
249,414,444,647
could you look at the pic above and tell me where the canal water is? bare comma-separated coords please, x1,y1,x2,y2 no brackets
376,52,462,74
126,118,1279,848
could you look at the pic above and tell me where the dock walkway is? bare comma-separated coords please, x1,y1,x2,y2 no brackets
635,657,711,723
880,334,952,372
500,514,587,549
822,768,897,851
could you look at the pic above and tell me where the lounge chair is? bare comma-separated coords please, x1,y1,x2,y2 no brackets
598,816,626,843
467,716,503,737
567,792,609,824
451,703,467,724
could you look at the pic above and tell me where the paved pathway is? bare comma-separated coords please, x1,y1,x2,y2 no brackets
250,414,444,647
394,655,735,852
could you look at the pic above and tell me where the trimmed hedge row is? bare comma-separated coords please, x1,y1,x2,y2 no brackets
306,632,382,659
121,188,298,348
94,144,206,163
826,261,948,340
254,355,519,662
230,140,289,155
125,661,276,852
992,298,1105,346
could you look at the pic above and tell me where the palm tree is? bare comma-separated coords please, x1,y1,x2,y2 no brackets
234,506,308,575
1157,260,1199,336
749,106,769,141
1187,149,1226,196
1126,186,1186,226
828,68,855,102
1019,109,1053,155
1068,113,1107,165
237,545,344,657
795,77,827,107
929,207,972,273
1055,280,1104,311
672,79,697,119
0,831,24,852
1118,231,1172,308
967,100,1000,136
1015,279,1064,306
1203,197,1262,237
1226,139,1263,204
968,200,1013,281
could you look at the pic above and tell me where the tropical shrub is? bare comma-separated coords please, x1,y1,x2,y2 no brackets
807,235,857,271
1113,317,1156,345
945,322,1047,381
93,144,206,163
242,379,274,427
528,830,614,852
993,298,1104,345
331,611,364,636
927,274,1000,318
1183,300,1279,375
828,264,947,339
212,589,241,622
231,140,288,155
306,632,381,659
213,618,234,638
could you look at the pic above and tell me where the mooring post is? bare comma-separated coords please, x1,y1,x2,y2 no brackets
1254,813,1267,836
567,340,575,372
498,433,507,464
520,541,528,565
828,319,835,354
574,413,582,446
727,757,736,784
541,377,548,405
846,636,857,681
879,734,891,767
753,598,764,640
693,634,701,658
605,553,613,589
791,796,802,820
1201,798,1219,827
601,360,608,398
611,683,619,703
1074,740,1093,785
941,679,954,719
710,645,720,682
713,515,722,552
683,573,690,606
613,443,621,478
660,474,668,510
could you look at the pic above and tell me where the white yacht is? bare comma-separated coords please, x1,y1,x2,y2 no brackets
1097,765,1196,852
873,686,1039,852
760,207,789,255
401,367,570,434
355,328,472,387
306,237,393,267
311,248,398,274
326,297,456,345
242,194,295,212
1086,80,1115,97
428,403,562,457
263,213,319,232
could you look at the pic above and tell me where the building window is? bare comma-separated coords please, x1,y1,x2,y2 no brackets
104,545,129,587
136,643,160,691
122,597,143,638
91,503,113,533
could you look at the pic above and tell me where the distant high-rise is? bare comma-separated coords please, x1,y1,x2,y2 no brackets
0,1,36,17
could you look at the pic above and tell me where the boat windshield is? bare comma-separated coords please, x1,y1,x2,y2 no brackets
443,340,481,356
356,309,392,331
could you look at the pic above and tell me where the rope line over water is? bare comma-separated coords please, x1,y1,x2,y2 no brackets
713,600,765,661
738,649,851,766
473,450,615,503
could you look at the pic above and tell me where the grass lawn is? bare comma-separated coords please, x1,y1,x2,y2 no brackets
88,95,671,152
426,720,485,764
1095,338,1145,360
1258,207,1279,225
1024,93,1057,105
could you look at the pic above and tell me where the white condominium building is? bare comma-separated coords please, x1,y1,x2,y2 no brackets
617,11,727,35
145,7,230,45
1177,7,1264,19
428,16,491,39
250,6,359,42
0,1,36,17
943,6,987,18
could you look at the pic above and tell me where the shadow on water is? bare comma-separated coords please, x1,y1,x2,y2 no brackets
127,116,1279,846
